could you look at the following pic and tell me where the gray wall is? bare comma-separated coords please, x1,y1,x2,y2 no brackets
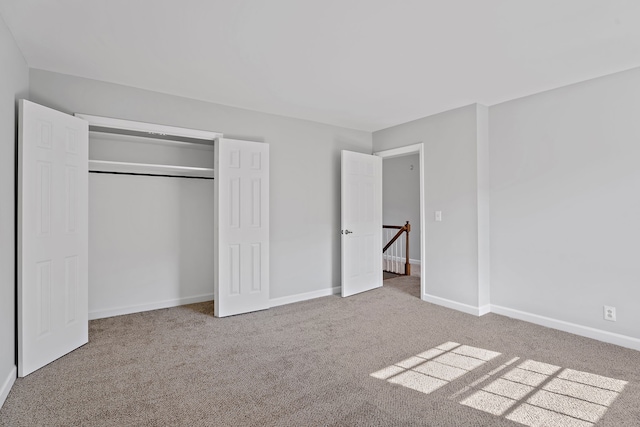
373,105,489,311
382,154,421,261
490,67,640,339
0,17,28,405
29,69,372,301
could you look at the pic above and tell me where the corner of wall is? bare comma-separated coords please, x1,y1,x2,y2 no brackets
1,14,29,410
476,104,490,308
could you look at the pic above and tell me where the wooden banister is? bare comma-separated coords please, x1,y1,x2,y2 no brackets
383,221,411,275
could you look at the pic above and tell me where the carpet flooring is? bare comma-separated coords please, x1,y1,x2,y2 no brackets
2,276,639,426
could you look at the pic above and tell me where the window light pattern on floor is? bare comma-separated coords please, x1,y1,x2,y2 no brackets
372,342,628,427
459,359,628,427
370,342,501,396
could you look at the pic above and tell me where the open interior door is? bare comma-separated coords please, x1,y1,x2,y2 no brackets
214,138,269,317
18,100,89,377
341,150,382,297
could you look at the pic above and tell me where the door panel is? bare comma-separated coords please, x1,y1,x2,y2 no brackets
341,151,382,297
18,100,89,376
215,138,269,317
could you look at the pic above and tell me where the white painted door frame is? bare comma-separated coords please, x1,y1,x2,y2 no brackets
374,143,426,301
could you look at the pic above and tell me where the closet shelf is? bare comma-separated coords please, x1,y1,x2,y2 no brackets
89,160,215,178
88,130,215,150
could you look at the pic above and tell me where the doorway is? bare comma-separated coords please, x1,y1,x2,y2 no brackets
374,144,425,300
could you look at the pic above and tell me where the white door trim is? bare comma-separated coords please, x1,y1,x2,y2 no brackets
74,113,222,141
374,143,426,301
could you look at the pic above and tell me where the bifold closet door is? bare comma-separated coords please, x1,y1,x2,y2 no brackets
214,138,269,317
18,100,89,376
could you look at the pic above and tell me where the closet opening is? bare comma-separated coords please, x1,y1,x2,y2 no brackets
77,114,221,320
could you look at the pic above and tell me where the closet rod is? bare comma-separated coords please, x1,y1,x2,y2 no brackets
89,170,214,180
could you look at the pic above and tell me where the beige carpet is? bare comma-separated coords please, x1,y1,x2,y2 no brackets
384,273,420,298
2,276,640,426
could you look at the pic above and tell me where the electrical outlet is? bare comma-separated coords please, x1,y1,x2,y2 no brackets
604,306,616,322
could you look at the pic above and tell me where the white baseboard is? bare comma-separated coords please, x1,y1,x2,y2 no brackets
491,305,640,352
422,293,489,317
478,304,491,316
0,366,16,410
270,286,341,308
89,293,214,320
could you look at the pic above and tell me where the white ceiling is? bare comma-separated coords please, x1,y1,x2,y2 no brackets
2,1,640,131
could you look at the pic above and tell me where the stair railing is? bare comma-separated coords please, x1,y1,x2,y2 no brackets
383,221,411,275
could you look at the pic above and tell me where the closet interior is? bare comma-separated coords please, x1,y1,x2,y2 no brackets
78,114,221,319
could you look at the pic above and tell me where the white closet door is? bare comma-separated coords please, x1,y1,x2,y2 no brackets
18,100,89,376
214,138,269,317
341,150,382,297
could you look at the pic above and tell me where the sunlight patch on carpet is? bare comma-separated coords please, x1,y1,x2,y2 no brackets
373,343,628,427
458,358,628,427
370,342,501,396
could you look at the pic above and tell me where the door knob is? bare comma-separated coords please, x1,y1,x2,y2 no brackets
343,230,353,234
